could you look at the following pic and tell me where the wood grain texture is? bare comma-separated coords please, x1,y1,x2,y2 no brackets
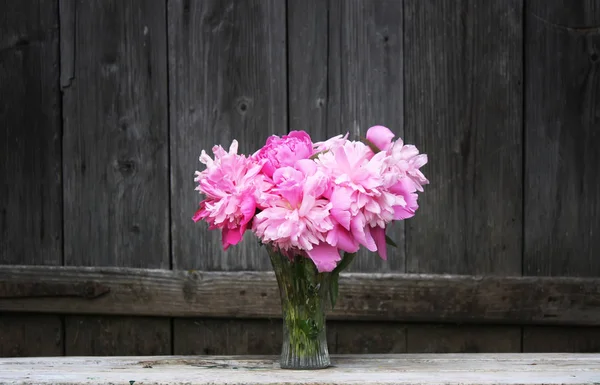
331,322,406,354
0,0,64,358
174,319,283,355
2,354,600,384
524,0,600,353
61,0,169,268
0,314,62,357
328,0,405,273
174,319,404,355
65,316,171,356
404,0,523,275
2,266,599,325
523,327,600,352
407,325,521,353
60,0,170,356
169,0,287,271
0,0,62,266
287,0,328,136
524,1,600,277
403,0,523,354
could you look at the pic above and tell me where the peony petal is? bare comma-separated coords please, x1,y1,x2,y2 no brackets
393,204,416,220
239,195,257,224
222,226,244,250
327,225,360,253
371,226,388,260
366,125,395,151
331,208,351,230
306,242,342,272
295,158,317,175
350,214,377,252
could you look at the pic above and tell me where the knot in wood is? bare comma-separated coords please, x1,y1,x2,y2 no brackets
235,97,252,115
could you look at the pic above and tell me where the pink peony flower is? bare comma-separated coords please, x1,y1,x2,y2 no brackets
366,125,429,191
252,131,314,177
252,165,340,272
193,140,271,250
313,133,349,153
193,126,428,272
366,125,395,152
315,140,398,259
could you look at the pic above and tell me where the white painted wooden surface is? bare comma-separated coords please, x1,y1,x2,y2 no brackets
1,354,599,384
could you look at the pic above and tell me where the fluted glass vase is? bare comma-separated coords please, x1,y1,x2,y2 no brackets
266,245,331,370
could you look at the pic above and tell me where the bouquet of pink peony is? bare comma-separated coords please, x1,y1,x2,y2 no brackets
193,125,428,270
192,125,428,369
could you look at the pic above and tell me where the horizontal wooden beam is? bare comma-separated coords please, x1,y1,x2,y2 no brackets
0,266,599,325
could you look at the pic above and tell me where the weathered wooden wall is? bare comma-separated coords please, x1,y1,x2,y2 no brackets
1,0,600,356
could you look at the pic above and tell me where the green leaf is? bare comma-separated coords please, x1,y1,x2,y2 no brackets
329,273,339,309
297,319,319,340
309,150,328,160
360,137,381,154
333,252,356,275
385,235,398,248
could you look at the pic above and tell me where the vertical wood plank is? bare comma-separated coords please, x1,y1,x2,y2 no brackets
287,0,328,139
0,0,62,266
62,0,169,269
404,0,523,351
289,0,404,272
407,325,521,353
169,0,287,271
523,327,600,352
523,0,600,353
404,0,523,275
524,1,600,277
0,314,63,357
0,0,64,357
61,0,171,355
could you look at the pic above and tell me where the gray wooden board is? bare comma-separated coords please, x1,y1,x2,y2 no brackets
174,319,405,355
404,0,523,276
1,354,599,384
174,319,284,355
0,0,62,266
524,0,600,353
524,1,600,277
328,0,405,273
523,326,600,352
0,314,62,357
60,0,171,355
2,266,600,326
168,0,287,271
0,0,64,357
65,316,171,356
406,325,521,353
286,0,328,140
331,321,407,354
403,0,523,353
61,0,169,269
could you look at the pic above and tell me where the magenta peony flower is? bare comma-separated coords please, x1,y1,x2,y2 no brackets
252,130,314,177
193,140,272,250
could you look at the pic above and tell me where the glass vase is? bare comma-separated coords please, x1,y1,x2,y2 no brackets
266,245,331,370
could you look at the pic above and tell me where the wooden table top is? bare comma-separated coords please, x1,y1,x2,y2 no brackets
1,354,599,384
